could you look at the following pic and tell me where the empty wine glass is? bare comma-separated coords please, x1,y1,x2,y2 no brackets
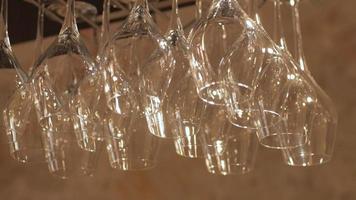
279,0,337,166
102,0,174,138
41,112,102,178
103,70,159,170
2,0,47,163
202,0,309,149
3,85,43,163
0,0,27,108
200,103,258,175
188,0,247,106
0,0,44,164
0,0,23,140
162,0,205,157
29,0,102,178
31,0,100,153
105,103,160,170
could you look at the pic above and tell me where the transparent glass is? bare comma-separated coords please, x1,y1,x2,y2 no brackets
200,103,258,175
3,85,44,163
205,0,308,149
105,112,160,171
280,0,337,166
1,0,44,163
31,0,100,152
161,0,205,157
105,93,160,170
102,0,174,138
40,113,103,179
0,0,28,145
189,0,248,106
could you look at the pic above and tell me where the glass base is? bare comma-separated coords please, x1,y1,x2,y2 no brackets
110,158,156,171
198,82,226,106
174,136,203,158
284,152,332,167
259,132,306,149
206,163,253,176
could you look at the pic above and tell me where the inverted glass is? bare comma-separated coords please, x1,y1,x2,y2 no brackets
102,0,174,139
200,103,258,175
31,0,100,152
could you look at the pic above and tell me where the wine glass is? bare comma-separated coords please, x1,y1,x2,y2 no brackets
161,0,205,157
279,0,337,166
2,0,47,163
41,112,102,178
31,0,102,177
0,0,46,164
105,101,160,170
102,0,174,139
188,0,249,106
0,0,27,98
195,0,307,149
200,103,258,175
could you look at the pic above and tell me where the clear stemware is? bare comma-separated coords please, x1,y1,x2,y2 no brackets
188,0,256,106
2,0,46,163
162,0,205,157
203,0,308,149
102,0,174,139
31,0,102,178
200,103,258,175
279,0,338,166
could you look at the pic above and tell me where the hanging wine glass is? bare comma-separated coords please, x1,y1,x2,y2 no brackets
188,0,253,106
200,103,258,175
0,0,27,111
31,0,102,178
92,0,112,142
2,0,47,163
105,99,160,170
1,0,45,164
198,0,309,149
102,0,174,139
162,0,205,157
279,0,337,166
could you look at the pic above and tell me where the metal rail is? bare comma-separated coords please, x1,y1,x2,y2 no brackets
23,0,196,30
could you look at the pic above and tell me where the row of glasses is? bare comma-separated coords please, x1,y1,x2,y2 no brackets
100,0,337,173
188,0,337,169
2,0,337,178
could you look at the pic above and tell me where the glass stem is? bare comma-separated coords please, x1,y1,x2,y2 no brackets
99,0,111,54
0,0,9,44
135,0,149,11
59,0,79,37
273,0,287,50
249,0,261,24
31,0,44,74
168,0,183,31
0,0,27,83
195,0,202,20
291,0,309,72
